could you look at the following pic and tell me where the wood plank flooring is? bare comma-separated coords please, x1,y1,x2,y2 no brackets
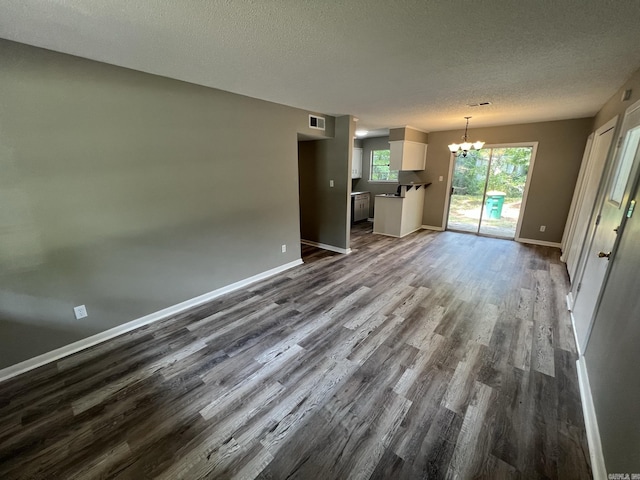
0,223,592,479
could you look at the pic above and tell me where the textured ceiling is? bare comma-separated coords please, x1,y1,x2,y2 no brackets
2,0,640,133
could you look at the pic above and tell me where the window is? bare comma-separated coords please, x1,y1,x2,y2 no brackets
609,126,640,206
370,149,398,182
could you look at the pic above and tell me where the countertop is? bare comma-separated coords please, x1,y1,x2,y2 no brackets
375,182,432,199
351,191,370,196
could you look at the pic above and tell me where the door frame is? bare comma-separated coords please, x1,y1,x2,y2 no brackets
570,98,640,353
443,142,539,240
563,116,618,288
561,132,594,258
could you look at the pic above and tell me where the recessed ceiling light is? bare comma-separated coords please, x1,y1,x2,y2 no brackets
467,101,492,107
355,130,369,137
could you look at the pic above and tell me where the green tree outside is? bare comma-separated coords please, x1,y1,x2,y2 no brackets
370,149,398,182
452,147,532,197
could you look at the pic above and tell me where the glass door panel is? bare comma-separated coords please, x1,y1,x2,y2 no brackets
479,147,533,238
447,146,533,239
447,149,490,233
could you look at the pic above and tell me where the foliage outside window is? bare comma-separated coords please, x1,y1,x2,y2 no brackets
370,149,398,182
452,147,532,197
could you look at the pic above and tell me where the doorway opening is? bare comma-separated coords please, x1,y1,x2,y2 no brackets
446,144,535,239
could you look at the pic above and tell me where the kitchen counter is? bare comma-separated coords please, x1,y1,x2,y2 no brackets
373,184,429,237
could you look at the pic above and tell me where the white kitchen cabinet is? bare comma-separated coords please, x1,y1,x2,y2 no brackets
352,147,363,179
351,192,370,223
389,140,427,171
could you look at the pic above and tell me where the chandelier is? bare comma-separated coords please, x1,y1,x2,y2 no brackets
448,116,484,157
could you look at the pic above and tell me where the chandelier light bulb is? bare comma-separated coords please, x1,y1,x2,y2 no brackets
448,117,484,156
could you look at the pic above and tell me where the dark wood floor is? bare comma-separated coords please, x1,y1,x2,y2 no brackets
0,223,592,479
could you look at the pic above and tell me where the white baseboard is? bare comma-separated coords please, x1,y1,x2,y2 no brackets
0,259,303,383
373,226,422,238
516,237,562,248
367,217,374,222
301,239,351,254
422,225,445,232
567,292,574,311
569,310,583,357
576,356,607,480
373,231,400,238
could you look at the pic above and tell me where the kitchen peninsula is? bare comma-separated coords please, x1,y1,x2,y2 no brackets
373,183,430,237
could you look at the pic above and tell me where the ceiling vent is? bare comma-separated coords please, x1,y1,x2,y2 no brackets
309,115,326,130
467,101,492,107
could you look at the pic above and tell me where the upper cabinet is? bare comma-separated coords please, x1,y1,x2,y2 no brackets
389,140,427,171
352,147,363,179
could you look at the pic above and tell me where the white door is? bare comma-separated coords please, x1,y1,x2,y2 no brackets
562,133,593,256
565,118,617,284
572,101,640,353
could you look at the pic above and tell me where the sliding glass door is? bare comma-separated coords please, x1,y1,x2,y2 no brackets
447,146,533,239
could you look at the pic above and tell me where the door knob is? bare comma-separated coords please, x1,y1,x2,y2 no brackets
598,251,611,258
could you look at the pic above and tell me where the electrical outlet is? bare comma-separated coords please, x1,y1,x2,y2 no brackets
74,305,88,320
281,244,287,253
330,180,334,187
540,225,546,232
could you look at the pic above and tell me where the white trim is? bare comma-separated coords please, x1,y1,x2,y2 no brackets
301,239,352,254
516,237,562,248
564,117,618,284
421,224,445,231
444,142,539,241
569,310,582,356
444,152,456,229
513,142,539,241
404,125,430,134
566,292,574,312
562,132,595,254
387,124,430,134
0,259,303,383
367,217,374,222
373,226,422,238
389,139,427,147
576,356,607,480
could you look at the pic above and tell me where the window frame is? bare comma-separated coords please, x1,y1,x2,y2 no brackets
369,149,398,183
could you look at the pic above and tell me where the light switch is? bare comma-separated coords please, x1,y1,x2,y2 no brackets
330,180,334,187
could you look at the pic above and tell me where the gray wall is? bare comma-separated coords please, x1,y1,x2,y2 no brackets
389,127,429,143
593,68,640,131
298,116,354,250
0,39,334,368
353,136,429,218
584,67,640,473
422,119,593,241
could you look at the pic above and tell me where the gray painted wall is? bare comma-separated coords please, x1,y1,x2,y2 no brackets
422,119,593,241
584,67,640,473
389,127,428,143
0,39,334,368
298,116,354,250
593,68,640,132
